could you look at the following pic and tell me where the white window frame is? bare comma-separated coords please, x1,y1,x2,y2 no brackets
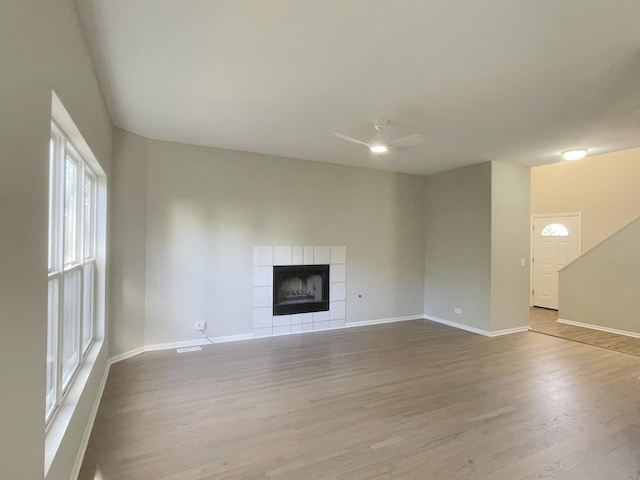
46,120,100,425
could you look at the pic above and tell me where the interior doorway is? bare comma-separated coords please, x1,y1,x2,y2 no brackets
530,213,581,310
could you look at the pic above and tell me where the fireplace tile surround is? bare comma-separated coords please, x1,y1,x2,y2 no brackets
253,246,346,337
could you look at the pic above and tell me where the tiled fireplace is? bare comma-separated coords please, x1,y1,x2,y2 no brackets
253,246,346,337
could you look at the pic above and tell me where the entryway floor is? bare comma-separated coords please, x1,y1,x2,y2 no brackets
529,306,640,357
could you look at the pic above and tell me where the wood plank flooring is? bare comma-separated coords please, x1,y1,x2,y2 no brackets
79,321,640,479
529,307,640,357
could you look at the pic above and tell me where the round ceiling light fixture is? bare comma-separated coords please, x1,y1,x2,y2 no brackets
562,149,587,161
370,144,389,154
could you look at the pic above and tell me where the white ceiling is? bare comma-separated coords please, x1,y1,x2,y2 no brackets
76,0,640,175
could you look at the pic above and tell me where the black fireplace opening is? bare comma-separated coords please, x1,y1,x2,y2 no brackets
273,264,329,315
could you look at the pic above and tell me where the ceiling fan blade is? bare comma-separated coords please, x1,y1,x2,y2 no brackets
334,131,370,146
388,134,424,148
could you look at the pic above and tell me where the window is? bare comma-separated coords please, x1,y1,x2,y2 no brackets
541,223,569,237
46,121,99,422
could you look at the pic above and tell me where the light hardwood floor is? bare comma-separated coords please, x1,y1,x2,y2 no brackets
529,307,640,357
80,321,640,479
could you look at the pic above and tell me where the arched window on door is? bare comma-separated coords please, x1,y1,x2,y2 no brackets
541,223,569,237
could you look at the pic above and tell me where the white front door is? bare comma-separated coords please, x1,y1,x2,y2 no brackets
532,215,580,309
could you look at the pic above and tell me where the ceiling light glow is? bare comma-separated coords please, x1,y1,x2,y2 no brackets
370,144,388,153
562,149,587,161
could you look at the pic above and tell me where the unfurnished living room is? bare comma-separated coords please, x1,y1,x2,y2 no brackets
2,1,640,479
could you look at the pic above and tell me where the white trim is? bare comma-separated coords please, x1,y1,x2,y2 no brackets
108,318,427,365
108,347,145,365
212,333,254,343
264,327,329,337
47,93,107,431
254,317,423,338
52,91,101,173
45,341,105,477
143,338,211,352
109,334,255,365
425,315,491,336
345,315,423,328
176,346,202,353
68,359,110,480
424,315,528,337
558,317,640,339
487,326,530,337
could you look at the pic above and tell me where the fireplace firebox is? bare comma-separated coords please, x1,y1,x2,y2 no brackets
273,264,329,315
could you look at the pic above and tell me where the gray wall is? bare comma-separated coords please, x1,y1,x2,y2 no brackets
423,162,530,333
0,1,112,479
424,163,493,330
109,129,148,356
490,162,530,331
559,216,640,334
110,132,427,353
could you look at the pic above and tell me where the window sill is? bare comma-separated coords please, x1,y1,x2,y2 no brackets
44,339,106,477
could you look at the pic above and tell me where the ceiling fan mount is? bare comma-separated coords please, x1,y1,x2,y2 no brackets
373,118,387,131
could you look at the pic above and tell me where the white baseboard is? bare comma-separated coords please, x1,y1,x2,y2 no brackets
143,338,212,352
109,333,257,365
425,315,491,336
109,317,426,364
69,358,111,480
558,318,640,339
108,347,145,365
110,314,530,367
424,315,529,337
212,333,254,343
487,326,530,337
345,315,423,328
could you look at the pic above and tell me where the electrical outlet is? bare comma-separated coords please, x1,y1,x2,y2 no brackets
194,321,206,331
454,308,462,315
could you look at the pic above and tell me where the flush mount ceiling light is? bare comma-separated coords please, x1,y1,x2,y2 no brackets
370,144,389,154
562,149,587,161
